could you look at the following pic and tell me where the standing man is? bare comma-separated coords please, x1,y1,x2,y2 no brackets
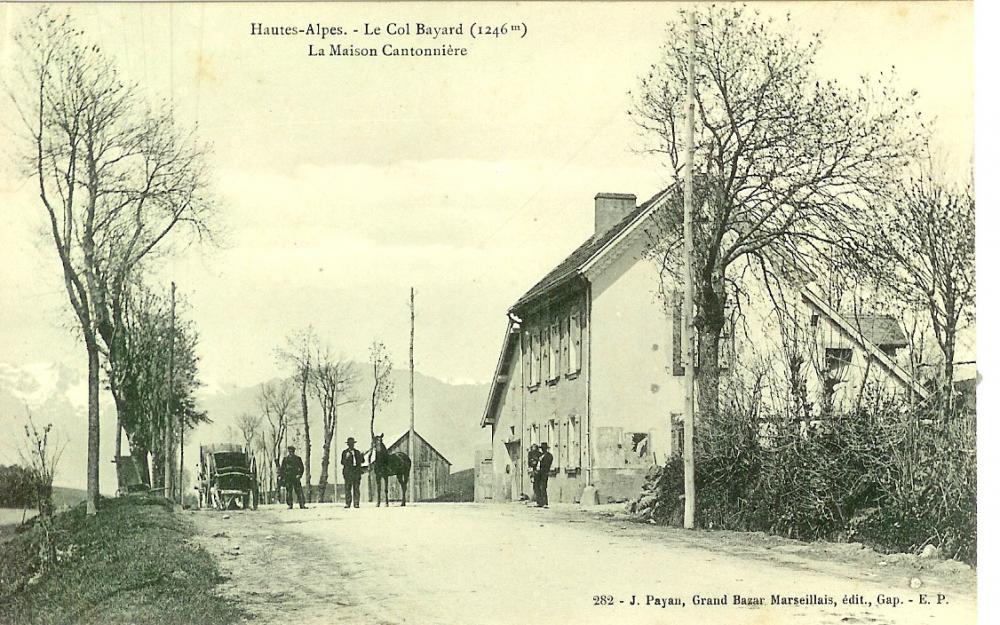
527,443,541,502
280,446,307,510
535,442,553,508
341,437,365,509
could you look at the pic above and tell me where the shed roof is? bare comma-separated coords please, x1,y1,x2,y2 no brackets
386,430,452,466
846,313,908,348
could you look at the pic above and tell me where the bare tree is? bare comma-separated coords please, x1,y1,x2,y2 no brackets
631,5,922,419
311,352,358,502
259,380,296,500
7,10,216,514
871,159,974,403
368,341,395,441
276,327,318,502
235,412,262,451
20,412,64,570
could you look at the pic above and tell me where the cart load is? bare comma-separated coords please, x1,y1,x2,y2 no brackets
197,443,259,510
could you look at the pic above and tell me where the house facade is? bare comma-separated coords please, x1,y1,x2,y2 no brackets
480,190,926,505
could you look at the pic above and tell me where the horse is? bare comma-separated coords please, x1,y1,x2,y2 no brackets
368,433,412,507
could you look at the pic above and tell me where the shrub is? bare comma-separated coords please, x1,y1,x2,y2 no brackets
649,393,977,563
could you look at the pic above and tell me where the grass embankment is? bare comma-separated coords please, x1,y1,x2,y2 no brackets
0,496,241,625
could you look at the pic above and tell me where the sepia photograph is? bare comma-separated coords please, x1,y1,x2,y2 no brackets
0,2,983,624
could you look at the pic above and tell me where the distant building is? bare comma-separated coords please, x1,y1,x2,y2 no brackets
369,430,451,502
479,190,926,506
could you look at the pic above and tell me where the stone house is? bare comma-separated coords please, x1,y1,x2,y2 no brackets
479,189,926,505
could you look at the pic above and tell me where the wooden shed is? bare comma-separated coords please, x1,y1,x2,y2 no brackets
371,430,452,502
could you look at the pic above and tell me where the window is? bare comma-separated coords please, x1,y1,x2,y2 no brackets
825,348,853,375
671,413,684,457
569,309,582,374
623,432,650,466
823,347,852,404
547,418,561,470
547,321,560,382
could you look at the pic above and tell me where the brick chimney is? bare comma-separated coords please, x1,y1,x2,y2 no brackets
594,192,636,236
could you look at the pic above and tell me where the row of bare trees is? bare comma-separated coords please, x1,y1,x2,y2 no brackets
634,6,973,420
7,10,217,513
232,334,395,503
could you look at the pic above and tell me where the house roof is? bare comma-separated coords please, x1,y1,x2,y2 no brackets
802,288,928,398
481,320,521,428
846,314,908,348
481,187,928,427
386,430,452,466
511,187,674,312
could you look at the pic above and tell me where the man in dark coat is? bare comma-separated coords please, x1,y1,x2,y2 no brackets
526,443,541,502
341,437,365,509
534,442,553,508
280,445,307,509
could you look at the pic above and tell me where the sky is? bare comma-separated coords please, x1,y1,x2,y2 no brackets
0,1,974,394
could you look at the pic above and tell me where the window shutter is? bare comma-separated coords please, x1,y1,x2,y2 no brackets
549,322,559,379
544,325,550,381
553,418,561,469
532,332,541,386
524,332,532,385
572,417,582,469
563,416,570,468
570,309,582,373
561,316,570,375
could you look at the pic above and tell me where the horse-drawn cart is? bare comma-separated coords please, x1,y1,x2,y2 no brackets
196,443,260,510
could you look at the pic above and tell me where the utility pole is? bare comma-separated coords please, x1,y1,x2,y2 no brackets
179,401,185,506
408,287,416,504
164,281,176,501
682,10,698,530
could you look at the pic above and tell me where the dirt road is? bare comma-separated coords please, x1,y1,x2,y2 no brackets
189,502,976,625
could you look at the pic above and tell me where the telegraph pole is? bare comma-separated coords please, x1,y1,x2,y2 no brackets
408,288,416,504
179,388,185,506
165,281,177,501
682,10,698,530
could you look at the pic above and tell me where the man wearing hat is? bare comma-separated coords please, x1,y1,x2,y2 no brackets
526,443,541,502
279,445,307,510
534,442,554,508
341,437,365,509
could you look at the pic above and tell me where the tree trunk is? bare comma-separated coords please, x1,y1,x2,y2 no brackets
130,442,151,487
943,319,957,416
694,279,726,424
300,376,312,502
317,441,332,503
698,327,722,424
370,386,376,442
85,335,101,516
